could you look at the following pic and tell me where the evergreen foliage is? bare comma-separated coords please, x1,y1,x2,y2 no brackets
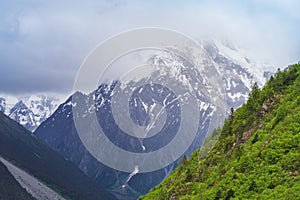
141,64,300,200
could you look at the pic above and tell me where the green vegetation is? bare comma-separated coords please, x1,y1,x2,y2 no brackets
141,64,300,200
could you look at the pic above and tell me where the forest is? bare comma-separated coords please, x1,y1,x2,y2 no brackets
141,64,300,199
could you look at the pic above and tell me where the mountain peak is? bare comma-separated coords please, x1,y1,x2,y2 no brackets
0,94,61,132
33,40,277,199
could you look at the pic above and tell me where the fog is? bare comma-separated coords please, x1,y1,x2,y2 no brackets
0,0,299,95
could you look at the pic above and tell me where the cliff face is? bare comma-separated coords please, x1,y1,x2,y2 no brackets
141,64,300,200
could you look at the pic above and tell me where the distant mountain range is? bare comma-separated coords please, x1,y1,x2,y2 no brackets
33,40,275,199
0,95,61,131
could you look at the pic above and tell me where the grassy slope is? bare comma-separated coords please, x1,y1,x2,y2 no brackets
0,111,117,200
141,64,300,200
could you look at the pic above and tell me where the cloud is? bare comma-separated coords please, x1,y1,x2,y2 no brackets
0,0,299,95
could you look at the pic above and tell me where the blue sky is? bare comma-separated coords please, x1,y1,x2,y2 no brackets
0,0,299,95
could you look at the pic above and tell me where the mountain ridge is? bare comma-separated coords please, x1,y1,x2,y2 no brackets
0,110,117,200
33,40,275,199
0,94,61,131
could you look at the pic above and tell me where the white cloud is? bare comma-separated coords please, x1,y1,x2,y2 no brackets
0,0,299,95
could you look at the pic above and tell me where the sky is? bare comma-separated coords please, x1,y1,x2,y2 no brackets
0,0,299,96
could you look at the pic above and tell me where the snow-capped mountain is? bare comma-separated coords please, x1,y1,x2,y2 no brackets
34,40,275,199
0,95,61,132
0,97,6,113
202,40,273,108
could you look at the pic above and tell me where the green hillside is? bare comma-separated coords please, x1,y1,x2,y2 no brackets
141,64,300,200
